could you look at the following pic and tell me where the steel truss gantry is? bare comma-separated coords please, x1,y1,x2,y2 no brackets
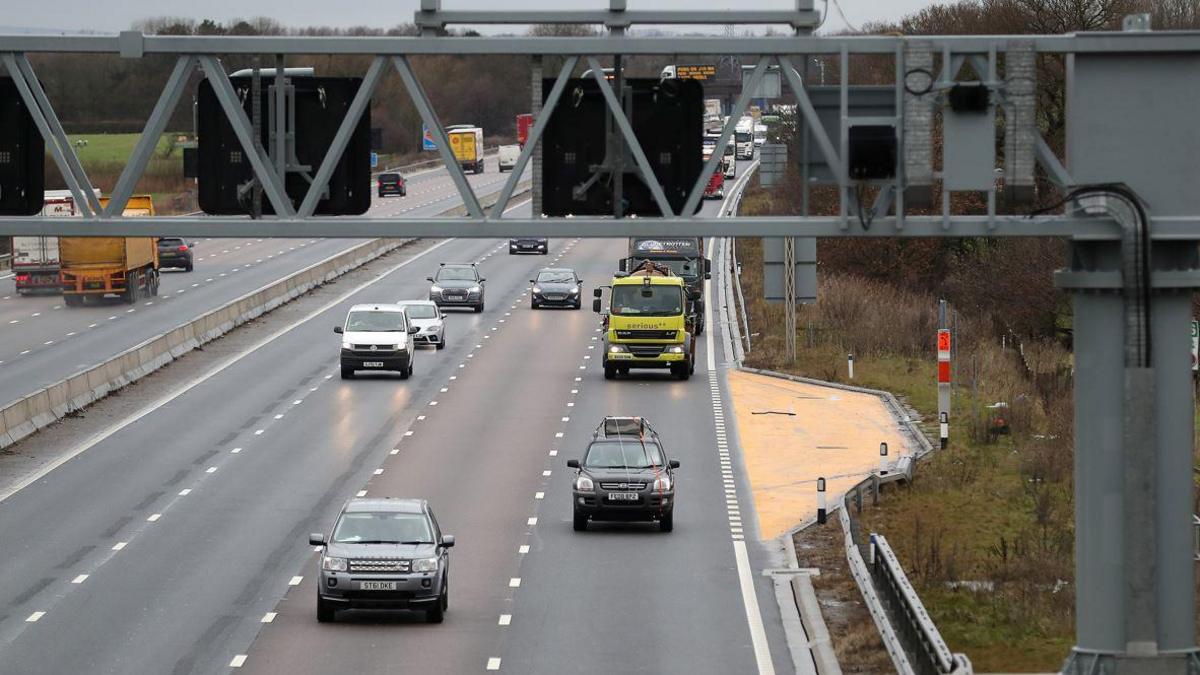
2,6,1200,673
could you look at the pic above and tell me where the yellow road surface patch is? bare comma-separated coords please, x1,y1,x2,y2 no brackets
728,370,913,541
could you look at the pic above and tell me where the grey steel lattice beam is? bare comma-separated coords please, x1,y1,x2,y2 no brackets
105,55,195,217
1,53,99,217
198,56,296,217
680,56,769,218
777,55,844,181
487,56,578,220
6,33,1199,56
586,56,674,218
2,214,1197,240
392,55,483,218
412,10,820,30
296,56,385,218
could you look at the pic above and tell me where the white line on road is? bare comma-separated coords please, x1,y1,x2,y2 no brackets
25,612,45,623
498,614,512,626
111,542,126,551
289,576,303,586
147,513,161,522
487,658,501,671
70,575,88,584
230,655,247,668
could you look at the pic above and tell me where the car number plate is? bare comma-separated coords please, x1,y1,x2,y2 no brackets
607,492,639,501
363,361,384,367
360,581,397,591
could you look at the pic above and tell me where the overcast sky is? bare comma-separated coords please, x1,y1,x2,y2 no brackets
4,1,942,35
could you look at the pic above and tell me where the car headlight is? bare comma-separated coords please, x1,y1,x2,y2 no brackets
653,475,672,491
575,475,594,491
412,557,439,573
430,285,443,293
569,287,579,294
532,286,542,294
322,556,347,572
609,344,627,353
393,344,405,351
342,341,353,350
668,345,685,353
469,285,482,294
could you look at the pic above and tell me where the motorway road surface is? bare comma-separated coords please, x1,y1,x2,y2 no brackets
0,163,789,674
0,156,516,406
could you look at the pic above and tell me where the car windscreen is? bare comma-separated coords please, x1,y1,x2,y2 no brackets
436,268,475,281
735,131,752,143
537,272,575,284
402,304,437,319
344,311,406,332
584,440,664,469
630,259,696,278
610,285,683,317
332,512,433,544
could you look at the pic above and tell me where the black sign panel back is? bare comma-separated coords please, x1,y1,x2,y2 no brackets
541,77,702,217
197,76,370,215
0,78,45,216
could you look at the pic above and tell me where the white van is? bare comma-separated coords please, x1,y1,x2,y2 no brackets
498,144,520,172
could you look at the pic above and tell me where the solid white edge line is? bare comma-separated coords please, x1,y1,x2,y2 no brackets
706,227,774,674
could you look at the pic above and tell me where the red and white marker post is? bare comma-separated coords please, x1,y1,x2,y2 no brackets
937,328,951,449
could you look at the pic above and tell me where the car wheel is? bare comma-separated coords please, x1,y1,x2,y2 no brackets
574,301,582,310
436,333,446,350
185,262,194,273
573,512,588,532
474,303,483,313
660,512,674,533
603,365,616,380
340,367,355,380
317,595,336,623
400,362,412,380
531,300,539,309
426,586,446,623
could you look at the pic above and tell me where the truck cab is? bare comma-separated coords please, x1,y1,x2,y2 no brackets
619,238,710,335
594,262,696,380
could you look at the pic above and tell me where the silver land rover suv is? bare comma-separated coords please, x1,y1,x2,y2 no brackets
310,498,454,623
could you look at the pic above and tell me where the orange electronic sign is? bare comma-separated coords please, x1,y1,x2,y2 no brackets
676,64,717,80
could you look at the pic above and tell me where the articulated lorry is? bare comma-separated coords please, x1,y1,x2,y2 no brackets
619,237,710,335
594,261,697,381
60,195,160,306
447,125,485,174
12,190,96,294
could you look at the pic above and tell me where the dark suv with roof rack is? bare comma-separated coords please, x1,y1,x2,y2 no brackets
567,417,680,532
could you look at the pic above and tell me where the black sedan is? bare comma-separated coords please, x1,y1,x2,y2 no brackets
530,268,582,309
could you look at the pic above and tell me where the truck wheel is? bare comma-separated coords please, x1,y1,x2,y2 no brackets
149,272,160,297
64,294,83,307
317,595,336,623
660,512,674,533
604,365,616,380
573,512,588,532
123,272,139,304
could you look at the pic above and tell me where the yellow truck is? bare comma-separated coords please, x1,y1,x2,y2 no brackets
447,125,485,174
593,261,697,380
60,195,160,306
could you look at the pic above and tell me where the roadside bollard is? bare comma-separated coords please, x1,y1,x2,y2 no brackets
847,353,854,379
940,411,949,449
816,477,827,524
879,441,889,476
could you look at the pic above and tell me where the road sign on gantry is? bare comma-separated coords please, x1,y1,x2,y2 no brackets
0,78,44,216
540,77,703,217
197,75,371,216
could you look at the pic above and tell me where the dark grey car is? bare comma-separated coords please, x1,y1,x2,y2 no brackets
428,263,485,313
310,498,454,623
530,267,582,309
568,417,679,532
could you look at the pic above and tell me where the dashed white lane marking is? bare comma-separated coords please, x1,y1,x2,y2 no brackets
88,323,97,328
390,448,399,455
548,450,558,457
179,488,192,496
112,542,126,551
498,614,512,626
357,490,368,497
508,578,521,588
206,467,217,474
560,417,570,422
417,415,426,421
230,654,247,668
147,514,161,522
487,658,502,671
25,612,45,623
534,492,544,500
254,429,264,435
289,576,303,586
70,574,88,584
404,430,414,437
373,468,384,476
518,545,530,554
274,414,284,420
526,517,537,526
231,447,242,454
261,612,277,623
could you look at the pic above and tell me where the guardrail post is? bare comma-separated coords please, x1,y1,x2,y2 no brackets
847,353,854,379
879,441,889,476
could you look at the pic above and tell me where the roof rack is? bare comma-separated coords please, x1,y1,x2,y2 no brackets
593,416,656,440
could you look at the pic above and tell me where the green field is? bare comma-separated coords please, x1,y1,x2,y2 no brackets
66,133,185,165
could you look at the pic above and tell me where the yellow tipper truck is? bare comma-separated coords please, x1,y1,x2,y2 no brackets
593,261,696,381
447,125,485,174
60,195,160,306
